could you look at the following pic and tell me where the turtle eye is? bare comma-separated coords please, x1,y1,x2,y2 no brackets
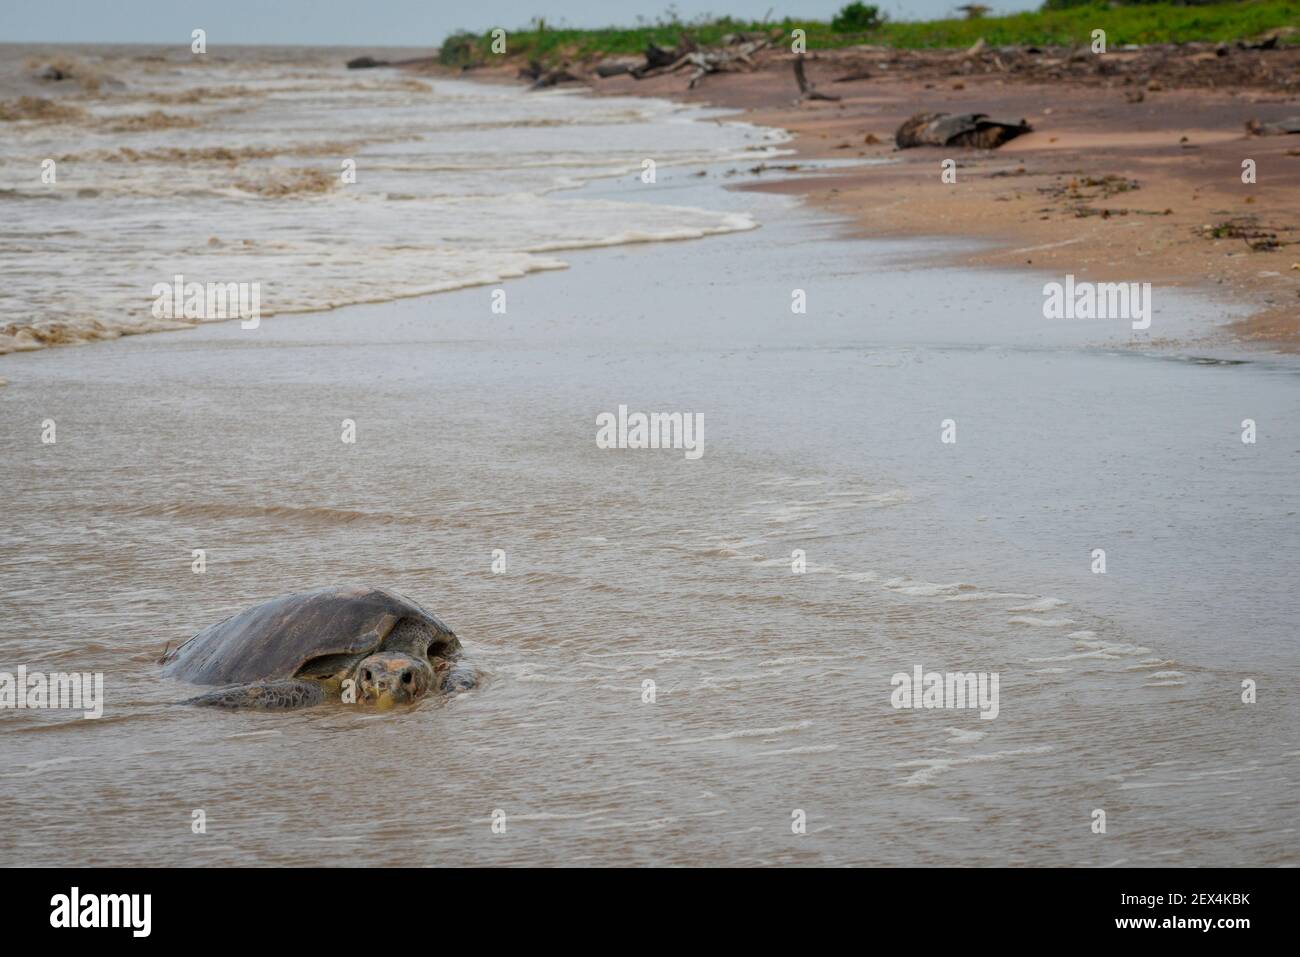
362,669,373,682
401,670,413,684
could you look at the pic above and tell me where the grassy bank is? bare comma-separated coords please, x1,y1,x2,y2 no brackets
439,1,1298,64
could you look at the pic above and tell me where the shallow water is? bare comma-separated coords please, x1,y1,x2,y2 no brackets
2,48,1297,867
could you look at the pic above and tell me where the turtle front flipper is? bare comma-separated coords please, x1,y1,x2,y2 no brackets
439,659,478,693
185,679,325,711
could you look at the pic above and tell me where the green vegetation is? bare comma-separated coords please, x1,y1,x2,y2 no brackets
831,3,886,33
438,1,1297,64
438,32,480,66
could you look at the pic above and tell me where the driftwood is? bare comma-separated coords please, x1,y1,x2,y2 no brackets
629,36,773,87
640,43,680,72
832,68,873,84
631,54,688,80
794,55,841,103
895,112,1032,149
528,66,581,91
1238,33,1280,51
685,38,773,88
594,60,635,77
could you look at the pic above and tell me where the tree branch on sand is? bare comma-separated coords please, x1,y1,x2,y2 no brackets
794,54,841,103
628,34,776,88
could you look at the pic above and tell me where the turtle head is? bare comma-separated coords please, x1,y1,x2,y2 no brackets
355,652,433,709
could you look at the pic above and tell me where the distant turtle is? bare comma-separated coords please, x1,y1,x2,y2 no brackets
161,585,475,710
1245,116,1300,137
895,112,1033,150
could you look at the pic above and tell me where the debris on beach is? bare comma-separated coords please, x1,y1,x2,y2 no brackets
366,31,1298,97
627,32,777,88
1198,218,1291,252
526,65,581,90
895,112,1032,149
832,67,873,84
593,59,639,77
1033,175,1159,219
1039,175,1140,201
515,57,583,89
793,54,840,104
1246,116,1300,136
1237,33,1283,51
730,39,1298,94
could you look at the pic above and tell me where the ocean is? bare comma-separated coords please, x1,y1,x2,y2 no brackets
0,43,780,355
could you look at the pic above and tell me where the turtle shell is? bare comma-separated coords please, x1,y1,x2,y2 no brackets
162,585,459,686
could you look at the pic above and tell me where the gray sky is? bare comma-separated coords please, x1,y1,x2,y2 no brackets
0,0,1040,46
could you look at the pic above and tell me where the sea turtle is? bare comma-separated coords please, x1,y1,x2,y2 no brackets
895,112,1033,150
161,585,475,710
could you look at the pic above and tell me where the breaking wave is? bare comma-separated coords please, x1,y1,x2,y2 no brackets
0,47,786,357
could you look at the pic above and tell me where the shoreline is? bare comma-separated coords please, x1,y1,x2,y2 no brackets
423,48,1300,353
4,42,1295,366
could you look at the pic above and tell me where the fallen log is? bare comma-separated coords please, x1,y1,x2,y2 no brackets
685,39,773,89
632,36,772,85
632,52,695,81
528,66,581,91
594,60,635,78
642,42,680,70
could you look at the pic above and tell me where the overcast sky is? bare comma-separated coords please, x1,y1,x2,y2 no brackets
0,0,1041,46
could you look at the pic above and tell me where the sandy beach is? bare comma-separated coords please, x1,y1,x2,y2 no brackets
1,37,1297,869
442,41,1300,351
